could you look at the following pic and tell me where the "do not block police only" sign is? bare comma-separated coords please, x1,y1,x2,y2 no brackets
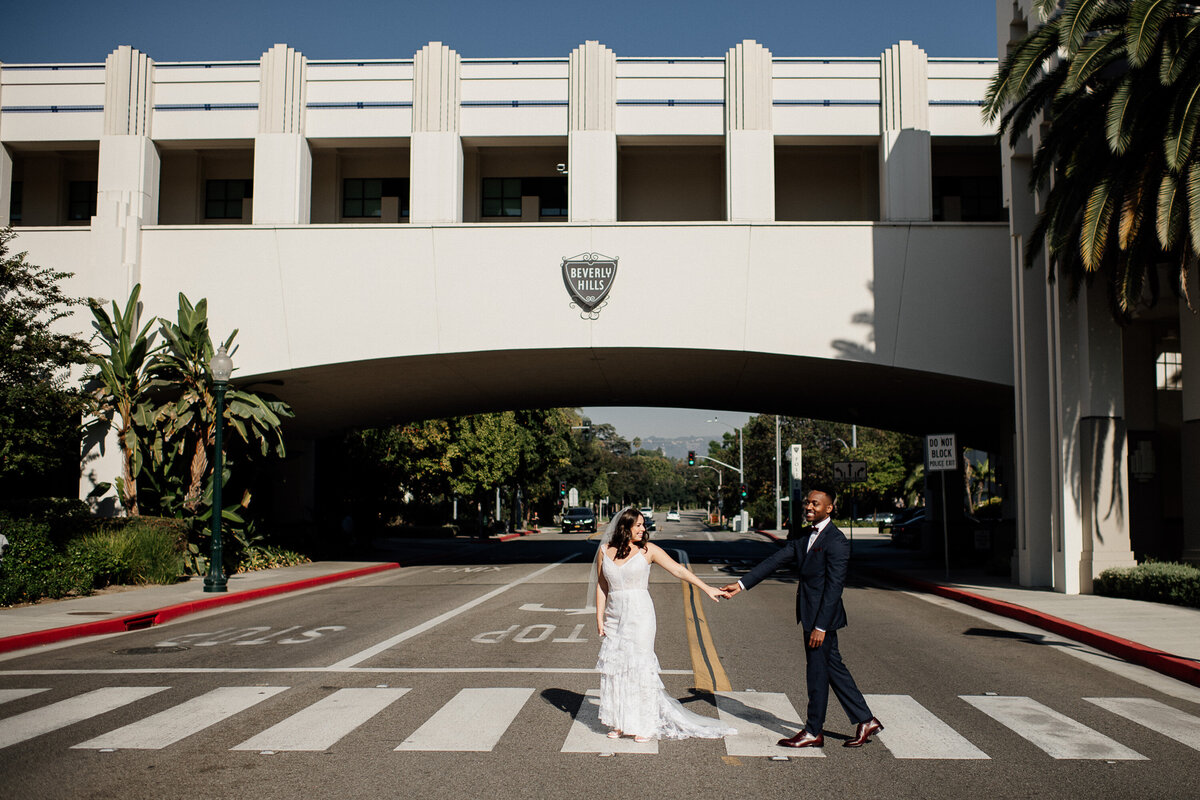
926,433,957,472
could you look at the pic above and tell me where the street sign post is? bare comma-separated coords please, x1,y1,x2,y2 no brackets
833,461,868,542
789,445,802,533
926,434,957,580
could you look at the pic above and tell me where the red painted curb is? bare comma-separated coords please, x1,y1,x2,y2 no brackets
860,567,1200,689
0,562,401,656
497,530,538,542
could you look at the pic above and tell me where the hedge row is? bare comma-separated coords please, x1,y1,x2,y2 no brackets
1094,561,1200,609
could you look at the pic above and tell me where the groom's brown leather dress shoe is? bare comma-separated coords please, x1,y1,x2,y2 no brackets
843,717,883,748
778,730,824,748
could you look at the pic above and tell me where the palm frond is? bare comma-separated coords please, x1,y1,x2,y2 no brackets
1158,170,1187,247
1081,176,1119,270
1165,78,1200,170
1128,0,1181,67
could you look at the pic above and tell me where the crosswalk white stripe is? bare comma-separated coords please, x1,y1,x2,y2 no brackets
0,688,48,706
1085,697,1200,752
0,687,167,749
865,694,989,759
232,687,410,751
72,686,289,750
561,689,657,754
961,695,1146,760
715,691,821,758
396,687,534,752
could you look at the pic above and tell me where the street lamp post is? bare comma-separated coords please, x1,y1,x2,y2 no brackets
708,417,744,530
204,345,233,593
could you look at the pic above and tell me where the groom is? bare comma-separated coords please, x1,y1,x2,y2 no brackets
721,489,883,749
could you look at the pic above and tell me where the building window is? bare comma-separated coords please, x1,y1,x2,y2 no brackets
482,177,567,218
67,181,97,221
9,182,20,223
1156,350,1182,391
205,179,252,219
932,176,1005,222
342,178,408,219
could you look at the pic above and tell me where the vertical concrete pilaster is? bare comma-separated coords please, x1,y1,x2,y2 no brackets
568,41,616,223
410,42,463,224
253,44,311,224
94,46,158,292
1181,270,1200,564
879,41,931,221
724,40,774,222
0,61,9,227
1050,279,1136,593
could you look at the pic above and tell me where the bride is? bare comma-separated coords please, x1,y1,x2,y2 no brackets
592,506,736,742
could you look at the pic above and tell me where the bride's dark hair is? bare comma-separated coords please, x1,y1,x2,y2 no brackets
610,507,649,559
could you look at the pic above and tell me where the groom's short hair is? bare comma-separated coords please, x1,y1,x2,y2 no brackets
808,487,836,506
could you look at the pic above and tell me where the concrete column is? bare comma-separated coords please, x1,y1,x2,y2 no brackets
724,40,774,222
0,144,11,227
0,61,9,227
1007,150,1054,587
878,41,931,221
1181,271,1200,564
568,41,617,223
84,47,159,511
1050,278,1136,592
253,44,310,224
93,46,159,291
410,42,462,224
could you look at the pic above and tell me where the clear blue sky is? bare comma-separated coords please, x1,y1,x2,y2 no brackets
1,0,999,440
1,1,998,63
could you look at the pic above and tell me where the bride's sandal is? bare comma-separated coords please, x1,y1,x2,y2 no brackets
607,730,622,739
633,735,651,743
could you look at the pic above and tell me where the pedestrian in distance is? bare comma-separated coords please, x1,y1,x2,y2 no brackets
589,506,736,742
721,489,883,749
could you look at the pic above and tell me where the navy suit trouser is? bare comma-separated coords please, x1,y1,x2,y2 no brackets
803,629,872,735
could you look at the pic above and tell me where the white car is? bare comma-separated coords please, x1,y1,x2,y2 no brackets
666,510,680,522
639,507,656,530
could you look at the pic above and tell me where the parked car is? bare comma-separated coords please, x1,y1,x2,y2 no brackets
666,509,680,522
561,506,597,533
639,507,657,531
890,509,926,548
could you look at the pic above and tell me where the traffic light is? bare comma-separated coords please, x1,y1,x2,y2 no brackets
687,450,695,466
559,481,567,498
740,484,747,499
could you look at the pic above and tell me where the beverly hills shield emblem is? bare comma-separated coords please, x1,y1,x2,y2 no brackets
561,252,618,318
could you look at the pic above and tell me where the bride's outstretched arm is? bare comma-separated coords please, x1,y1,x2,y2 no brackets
595,549,609,636
646,543,730,601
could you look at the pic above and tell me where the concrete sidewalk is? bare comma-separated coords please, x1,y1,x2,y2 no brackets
0,561,399,654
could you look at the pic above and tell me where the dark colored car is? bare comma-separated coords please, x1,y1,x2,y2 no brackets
561,506,597,533
890,509,926,548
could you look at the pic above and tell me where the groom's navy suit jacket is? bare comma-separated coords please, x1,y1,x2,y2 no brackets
739,523,850,633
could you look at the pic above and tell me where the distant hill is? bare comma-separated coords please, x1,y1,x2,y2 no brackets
636,435,719,461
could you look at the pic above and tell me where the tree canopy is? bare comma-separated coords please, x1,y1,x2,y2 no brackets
985,0,1200,319
0,228,89,497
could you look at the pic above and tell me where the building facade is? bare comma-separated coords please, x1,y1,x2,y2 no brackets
4,32,1185,590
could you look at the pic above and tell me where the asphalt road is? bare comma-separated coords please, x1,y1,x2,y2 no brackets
1,511,1197,799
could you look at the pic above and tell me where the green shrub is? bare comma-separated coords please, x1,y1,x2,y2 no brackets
235,544,311,573
70,518,187,587
0,515,83,605
1095,561,1200,609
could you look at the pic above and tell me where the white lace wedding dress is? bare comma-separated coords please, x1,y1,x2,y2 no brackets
595,550,737,740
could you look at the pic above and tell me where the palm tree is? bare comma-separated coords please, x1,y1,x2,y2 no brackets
984,0,1200,319
84,284,159,513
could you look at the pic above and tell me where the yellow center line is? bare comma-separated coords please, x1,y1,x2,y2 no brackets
680,580,732,692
